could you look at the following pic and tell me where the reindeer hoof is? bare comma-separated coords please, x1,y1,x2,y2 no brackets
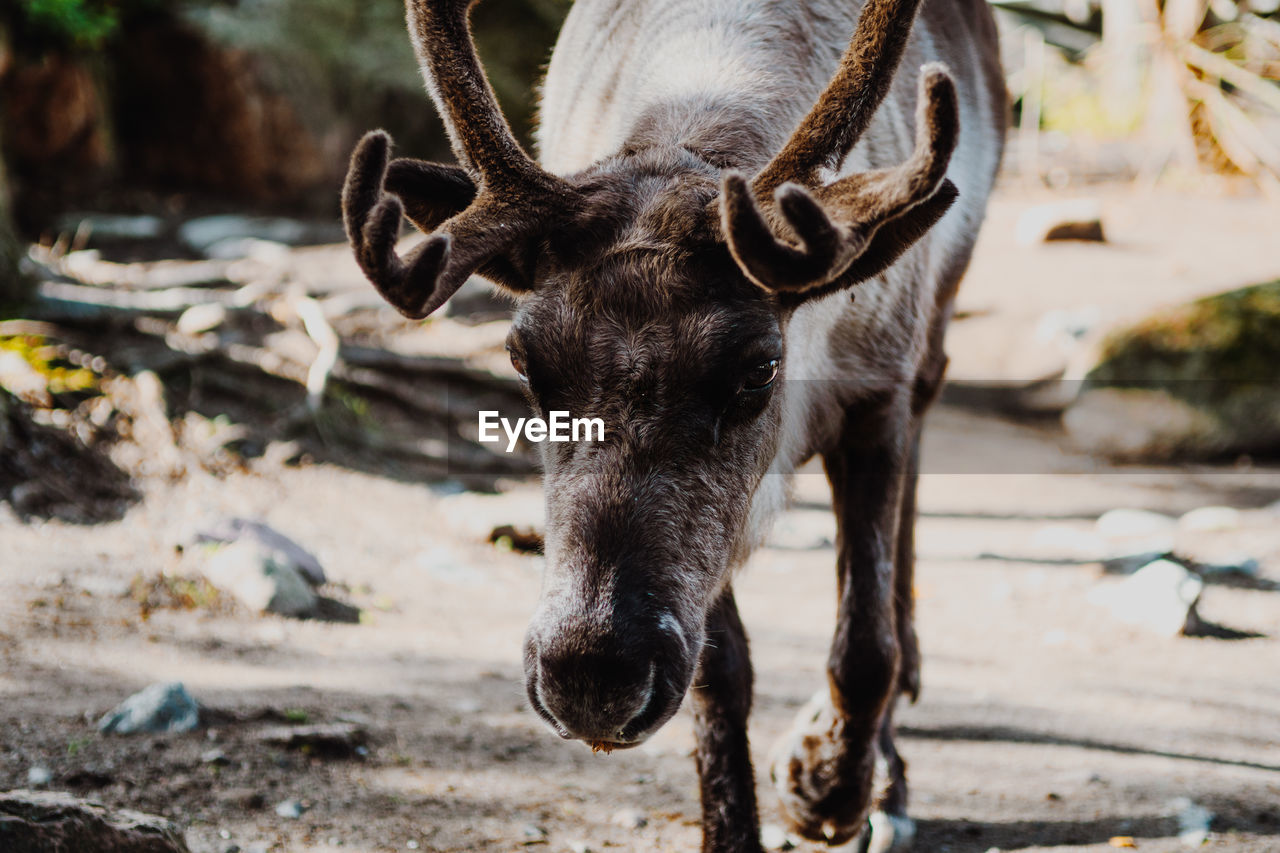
865,811,916,853
768,691,889,845
826,812,915,852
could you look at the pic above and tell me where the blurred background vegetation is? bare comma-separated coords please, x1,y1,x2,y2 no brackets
0,0,1277,304
996,0,1280,185
0,0,569,248
1,0,1279,504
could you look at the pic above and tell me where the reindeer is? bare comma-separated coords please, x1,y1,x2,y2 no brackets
342,0,1004,849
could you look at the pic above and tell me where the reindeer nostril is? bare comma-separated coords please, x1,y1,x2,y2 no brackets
531,645,661,743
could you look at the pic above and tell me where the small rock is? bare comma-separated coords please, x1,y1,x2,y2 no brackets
761,823,797,850
1172,797,1212,847
274,799,305,819
1088,559,1203,636
1016,199,1106,245
99,682,201,735
521,823,548,842
611,808,648,830
1095,508,1177,555
0,789,190,851
1178,506,1240,533
27,766,53,787
565,841,592,853
195,518,326,586
202,539,319,618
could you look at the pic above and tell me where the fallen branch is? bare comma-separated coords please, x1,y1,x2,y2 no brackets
34,280,243,321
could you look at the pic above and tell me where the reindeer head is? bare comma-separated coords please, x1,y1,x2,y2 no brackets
344,0,959,750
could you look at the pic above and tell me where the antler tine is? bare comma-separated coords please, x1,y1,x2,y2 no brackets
407,0,568,195
342,0,583,320
753,0,924,197
720,174,868,291
718,65,960,294
344,132,451,318
813,65,959,221
342,129,543,319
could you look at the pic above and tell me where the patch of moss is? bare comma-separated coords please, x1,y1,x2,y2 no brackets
1088,279,1280,406
4,0,166,55
1083,280,1280,456
0,334,101,395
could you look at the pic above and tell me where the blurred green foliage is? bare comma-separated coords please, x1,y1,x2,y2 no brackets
5,0,570,144
0,0,571,214
13,0,119,49
187,0,570,151
4,0,162,53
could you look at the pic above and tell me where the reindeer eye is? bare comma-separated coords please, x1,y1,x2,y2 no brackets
742,358,779,392
508,347,528,381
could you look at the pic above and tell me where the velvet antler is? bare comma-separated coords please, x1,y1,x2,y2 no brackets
342,0,580,319
718,0,961,294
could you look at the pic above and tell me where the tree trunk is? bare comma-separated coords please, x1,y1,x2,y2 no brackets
0,152,30,307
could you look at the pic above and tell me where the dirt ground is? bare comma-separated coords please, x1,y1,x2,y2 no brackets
2,185,1280,853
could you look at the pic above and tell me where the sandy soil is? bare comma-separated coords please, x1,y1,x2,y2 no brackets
2,185,1280,853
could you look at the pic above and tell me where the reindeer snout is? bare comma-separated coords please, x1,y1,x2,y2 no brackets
524,614,693,747
530,644,655,742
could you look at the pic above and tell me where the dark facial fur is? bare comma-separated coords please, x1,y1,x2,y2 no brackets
510,165,785,745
